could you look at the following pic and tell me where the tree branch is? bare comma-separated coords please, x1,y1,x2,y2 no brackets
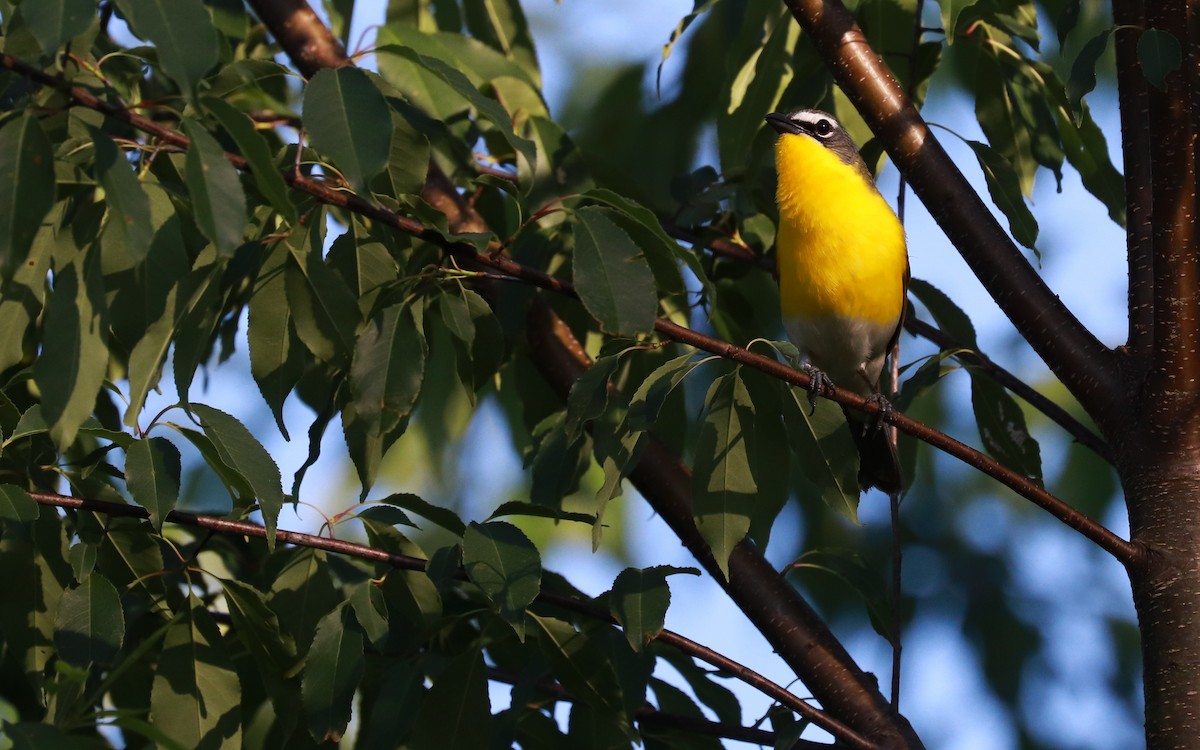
777,0,1123,420
0,53,1139,568
28,491,874,750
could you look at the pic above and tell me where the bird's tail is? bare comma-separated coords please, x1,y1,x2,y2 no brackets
843,408,902,495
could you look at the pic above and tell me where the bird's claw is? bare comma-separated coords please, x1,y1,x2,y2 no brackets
803,365,834,415
863,392,894,433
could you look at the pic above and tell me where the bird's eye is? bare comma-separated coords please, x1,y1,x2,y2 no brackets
814,119,833,137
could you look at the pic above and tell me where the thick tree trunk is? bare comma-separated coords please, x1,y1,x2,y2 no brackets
1121,405,1200,747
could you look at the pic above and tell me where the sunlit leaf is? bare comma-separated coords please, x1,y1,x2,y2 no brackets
692,372,755,578
202,96,296,222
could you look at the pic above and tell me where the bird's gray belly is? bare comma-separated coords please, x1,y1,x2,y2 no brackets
783,314,898,396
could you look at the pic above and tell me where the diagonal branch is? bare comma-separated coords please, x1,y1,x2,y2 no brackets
778,0,1122,420
29,491,874,750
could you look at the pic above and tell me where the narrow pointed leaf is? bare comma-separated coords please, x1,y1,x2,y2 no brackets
182,119,246,257
91,129,154,263
0,114,55,280
125,436,182,531
34,255,109,452
302,607,364,743
572,206,657,336
54,572,124,666
692,373,754,578
202,96,296,221
191,403,283,546
117,0,219,97
965,140,1039,251
407,649,490,750
303,67,393,195
349,304,426,438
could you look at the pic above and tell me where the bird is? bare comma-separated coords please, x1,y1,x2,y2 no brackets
765,108,908,495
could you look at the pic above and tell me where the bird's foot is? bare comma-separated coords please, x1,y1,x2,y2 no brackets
803,365,834,415
862,392,894,433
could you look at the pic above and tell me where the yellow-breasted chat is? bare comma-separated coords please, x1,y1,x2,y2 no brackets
766,108,908,494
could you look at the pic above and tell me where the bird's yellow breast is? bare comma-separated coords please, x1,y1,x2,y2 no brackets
774,134,907,325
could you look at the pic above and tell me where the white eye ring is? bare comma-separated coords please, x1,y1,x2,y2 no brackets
814,119,833,137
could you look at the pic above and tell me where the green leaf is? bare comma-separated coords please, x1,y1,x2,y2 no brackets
609,566,699,651
349,304,426,438
1065,28,1112,120
908,278,978,347
268,549,340,657
787,548,892,639
150,598,242,749
125,436,182,531
302,607,365,744
572,205,657,336
285,221,359,368
202,96,296,222
0,114,55,280
718,8,795,171
1137,28,1182,91
378,492,466,536
1057,103,1126,227
248,242,304,439
487,501,597,526
375,43,537,180
971,375,1044,484
117,0,219,97
34,254,109,452
532,614,628,721
54,572,124,666
191,403,284,546
625,353,711,431
22,0,94,54
658,0,719,92
462,520,541,639
565,353,623,441
581,188,705,301
939,0,982,41
91,129,155,264
462,0,540,84
182,119,246,257
221,578,298,678
964,140,1039,252
692,372,754,578
0,484,38,522
653,647,742,725
303,67,393,196
782,386,861,522
407,649,491,750
529,412,590,508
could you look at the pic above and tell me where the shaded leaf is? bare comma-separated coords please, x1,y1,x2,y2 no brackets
23,0,94,54
609,566,699,651
379,492,466,536
572,206,657,336
117,0,219,97
782,386,860,522
202,96,296,221
34,254,109,452
191,403,284,546
0,113,55,280
965,139,1039,251
971,374,1044,484
248,242,304,438
125,436,182,531
150,599,242,749
692,372,754,577
1065,28,1111,120
407,649,490,750
463,520,541,639
303,67,393,195
182,119,247,257
349,304,426,438
302,607,365,743
0,483,39,522
1137,28,1182,90
54,572,124,666
91,128,154,263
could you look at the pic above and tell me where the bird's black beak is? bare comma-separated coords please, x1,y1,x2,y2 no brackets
765,112,802,136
